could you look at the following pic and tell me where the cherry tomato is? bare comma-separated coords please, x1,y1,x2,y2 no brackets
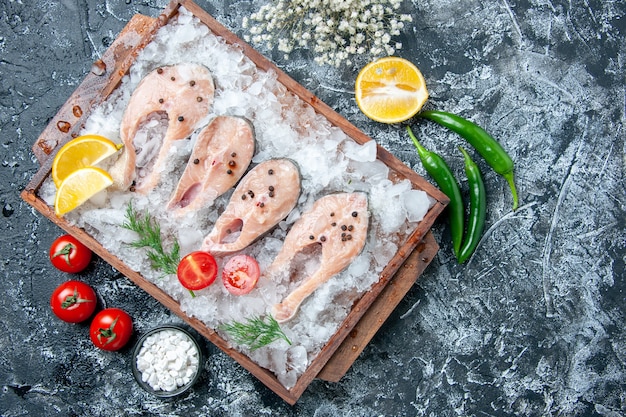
177,251,218,291
50,280,97,323
222,255,260,296
49,234,92,273
89,308,133,351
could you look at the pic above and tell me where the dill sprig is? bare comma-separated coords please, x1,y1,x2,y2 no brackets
220,315,292,350
122,202,180,276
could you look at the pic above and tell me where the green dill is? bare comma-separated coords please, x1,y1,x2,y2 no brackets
122,202,180,276
220,315,292,350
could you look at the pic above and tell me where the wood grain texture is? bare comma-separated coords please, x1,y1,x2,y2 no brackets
22,0,445,405
317,232,439,382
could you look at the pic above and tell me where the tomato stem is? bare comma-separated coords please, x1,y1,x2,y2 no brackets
61,287,94,309
97,316,119,346
52,243,75,266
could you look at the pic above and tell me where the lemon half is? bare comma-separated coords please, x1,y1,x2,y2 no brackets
355,57,429,124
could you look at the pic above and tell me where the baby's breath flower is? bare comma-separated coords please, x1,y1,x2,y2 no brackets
242,0,413,67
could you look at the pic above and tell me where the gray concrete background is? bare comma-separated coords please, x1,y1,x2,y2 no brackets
1,0,624,416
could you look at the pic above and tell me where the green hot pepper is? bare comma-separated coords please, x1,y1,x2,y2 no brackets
458,147,487,263
419,110,519,211
407,126,464,259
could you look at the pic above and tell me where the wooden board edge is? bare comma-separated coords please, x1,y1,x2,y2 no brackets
31,13,167,163
317,231,438,382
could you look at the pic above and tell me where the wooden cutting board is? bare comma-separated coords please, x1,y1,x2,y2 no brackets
23,0,445,404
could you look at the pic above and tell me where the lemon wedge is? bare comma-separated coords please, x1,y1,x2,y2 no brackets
54,167,114,217
355,57,429,124
52,134,122,188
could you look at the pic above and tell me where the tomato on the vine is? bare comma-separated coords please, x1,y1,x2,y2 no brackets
89,308,133,351
49,234,92,273
50,280,97,323
177,251,218,291
222,255,260,296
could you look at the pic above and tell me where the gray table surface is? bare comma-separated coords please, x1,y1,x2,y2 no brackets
1,0,624,416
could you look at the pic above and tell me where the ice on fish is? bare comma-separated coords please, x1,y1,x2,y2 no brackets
64,6,435,389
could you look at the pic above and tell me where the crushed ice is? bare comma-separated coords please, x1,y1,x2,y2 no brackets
41,7,435,389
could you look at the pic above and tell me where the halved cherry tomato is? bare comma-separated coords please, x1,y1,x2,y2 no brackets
222,255,260,296
49,234,92,273
89,308,133,351
177,251,218,291
50,280,97,323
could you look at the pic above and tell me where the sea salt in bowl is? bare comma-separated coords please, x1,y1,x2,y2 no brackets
131,325,204,397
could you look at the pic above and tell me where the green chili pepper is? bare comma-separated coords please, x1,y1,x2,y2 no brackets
457,147,487,263
407,126,464,259
419,110,519,211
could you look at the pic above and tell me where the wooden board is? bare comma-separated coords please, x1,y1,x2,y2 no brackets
317,231,438,382
22,0,446,405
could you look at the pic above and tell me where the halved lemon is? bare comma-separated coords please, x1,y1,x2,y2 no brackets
54,166,114,217
355,57,429,124
52,134,122,188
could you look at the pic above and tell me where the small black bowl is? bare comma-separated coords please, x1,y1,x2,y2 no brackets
131,324,204,397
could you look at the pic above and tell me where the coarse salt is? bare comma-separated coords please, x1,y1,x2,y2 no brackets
136,328,200,392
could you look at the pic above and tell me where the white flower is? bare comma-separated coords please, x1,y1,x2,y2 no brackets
243,0,413,67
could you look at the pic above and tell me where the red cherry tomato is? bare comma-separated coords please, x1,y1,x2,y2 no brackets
50,280,97,323
49,234,92,273
177,251,218,291
222,255,260,296
89,308,133,351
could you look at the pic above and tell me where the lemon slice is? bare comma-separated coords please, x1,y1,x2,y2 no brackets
52,134,122,188
355,57,429,124
54,167,114,217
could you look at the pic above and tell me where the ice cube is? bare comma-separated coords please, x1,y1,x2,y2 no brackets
403,189,431,223
344,139,377,162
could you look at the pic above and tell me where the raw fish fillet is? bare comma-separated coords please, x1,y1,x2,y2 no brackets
168,115,255,214
267,192,369,323
111,63,214,192
201,159,301,256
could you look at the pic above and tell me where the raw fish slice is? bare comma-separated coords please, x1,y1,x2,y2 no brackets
201,159,301,256
267,192,369,323
111,63,214,192
168,116,255,214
